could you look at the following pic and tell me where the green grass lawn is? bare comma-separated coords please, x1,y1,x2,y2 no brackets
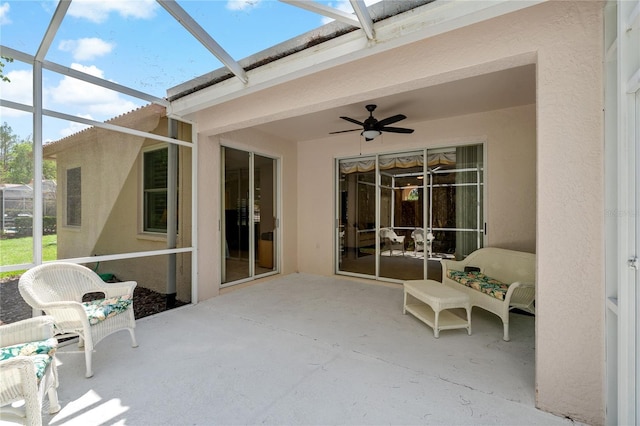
0,235,58,279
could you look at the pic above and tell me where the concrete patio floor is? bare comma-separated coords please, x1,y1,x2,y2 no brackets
36,273,575,425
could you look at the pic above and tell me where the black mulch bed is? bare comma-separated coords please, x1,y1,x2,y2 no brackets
0,277,188,325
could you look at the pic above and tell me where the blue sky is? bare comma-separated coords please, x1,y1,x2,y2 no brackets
0,0,363,142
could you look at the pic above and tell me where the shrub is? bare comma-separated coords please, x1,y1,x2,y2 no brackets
43,216,56,235
13,216,57,236
14,216,32,236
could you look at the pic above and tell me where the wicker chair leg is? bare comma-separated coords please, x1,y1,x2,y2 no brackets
47,387,61,414
503,322,510,341
84,349,93,378
128,329,139,348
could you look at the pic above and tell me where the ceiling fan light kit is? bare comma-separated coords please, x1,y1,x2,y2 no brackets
330,104,414,141
362,129,382,140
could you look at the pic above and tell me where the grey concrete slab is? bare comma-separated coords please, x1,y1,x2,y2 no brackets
36,273,574,425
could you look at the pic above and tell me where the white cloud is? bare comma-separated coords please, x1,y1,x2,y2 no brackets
47,64,139,120
0,2,10,25
58,114,93,138
0,69,33,113
226,0,261,11
70,63,105,78
68,0,157,24
59,38,115,61
0,65,138,123
0,65,140,141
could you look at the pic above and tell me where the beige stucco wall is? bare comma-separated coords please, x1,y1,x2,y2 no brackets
297,104,537,275
48,113,194,302
52,130,145,260
196,128,298,302
190,2,604,423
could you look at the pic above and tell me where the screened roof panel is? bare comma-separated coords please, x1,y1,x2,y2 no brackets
0,0,375,140
0,0,419,142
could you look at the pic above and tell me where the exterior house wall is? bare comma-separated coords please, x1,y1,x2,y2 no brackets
46,106,193,301
297,104,537,275
196,128,298,302
190,2,604,423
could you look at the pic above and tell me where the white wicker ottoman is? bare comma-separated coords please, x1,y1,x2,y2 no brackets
403,279,471,338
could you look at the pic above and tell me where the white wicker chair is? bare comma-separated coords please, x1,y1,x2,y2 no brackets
380,228,405,255
0,316,61,426
19,262,138,378
411,228,424,254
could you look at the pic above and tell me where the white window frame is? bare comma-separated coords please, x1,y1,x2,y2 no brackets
141,143,170,235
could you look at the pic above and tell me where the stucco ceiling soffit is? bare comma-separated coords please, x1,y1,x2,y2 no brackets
167,0,545,119
167,28,369,119
166,1,434,103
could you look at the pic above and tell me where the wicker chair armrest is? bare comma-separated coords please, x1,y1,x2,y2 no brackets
36,300,84,311
0,356,41,383
0,356,41,409
440,258,466,272
98,281,137,298
0,355,40,370
39,302,91,331
0,317,55,347
504,281,536,304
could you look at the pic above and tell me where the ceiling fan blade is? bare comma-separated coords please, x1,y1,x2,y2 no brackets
380,126,414,134
377,114,406,127
329,129,361,134
340,116,364,126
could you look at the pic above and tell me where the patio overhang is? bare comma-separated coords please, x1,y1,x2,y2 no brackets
167,0,546,120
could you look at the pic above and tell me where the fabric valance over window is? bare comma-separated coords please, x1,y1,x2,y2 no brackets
339,152,456,174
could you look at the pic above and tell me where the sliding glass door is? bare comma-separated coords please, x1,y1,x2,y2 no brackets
336,145,485,282
337,157,377,277
221,147,277,286
378,152,425,280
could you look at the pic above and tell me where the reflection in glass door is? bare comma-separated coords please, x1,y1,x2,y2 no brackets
221,147,277,286
378,152,425,281
336,145,484,282
427,145,484,261
254,154,277,276
337,158,376,277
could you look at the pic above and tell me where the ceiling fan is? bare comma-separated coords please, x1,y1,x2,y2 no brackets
330,104,414,141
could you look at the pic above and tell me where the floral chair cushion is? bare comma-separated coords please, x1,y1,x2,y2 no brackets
447,270,509,301
0,337,58,380
82,295,133,325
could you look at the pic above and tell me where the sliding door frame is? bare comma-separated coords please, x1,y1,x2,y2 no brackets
335,143,487,283
221,145,280,288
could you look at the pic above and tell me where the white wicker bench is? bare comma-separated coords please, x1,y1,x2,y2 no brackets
440,247,535,341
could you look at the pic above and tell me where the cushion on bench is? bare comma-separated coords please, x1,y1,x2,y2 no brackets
0,337,58,380
82,295,133,325
446,270,509,301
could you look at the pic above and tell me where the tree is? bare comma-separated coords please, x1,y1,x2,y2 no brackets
0,56,13,82
0,124,57,184
0,122,18,180
6,142,34,184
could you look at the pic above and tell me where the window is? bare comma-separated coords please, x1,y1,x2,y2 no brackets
66,167,81,226
143,148,168,233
